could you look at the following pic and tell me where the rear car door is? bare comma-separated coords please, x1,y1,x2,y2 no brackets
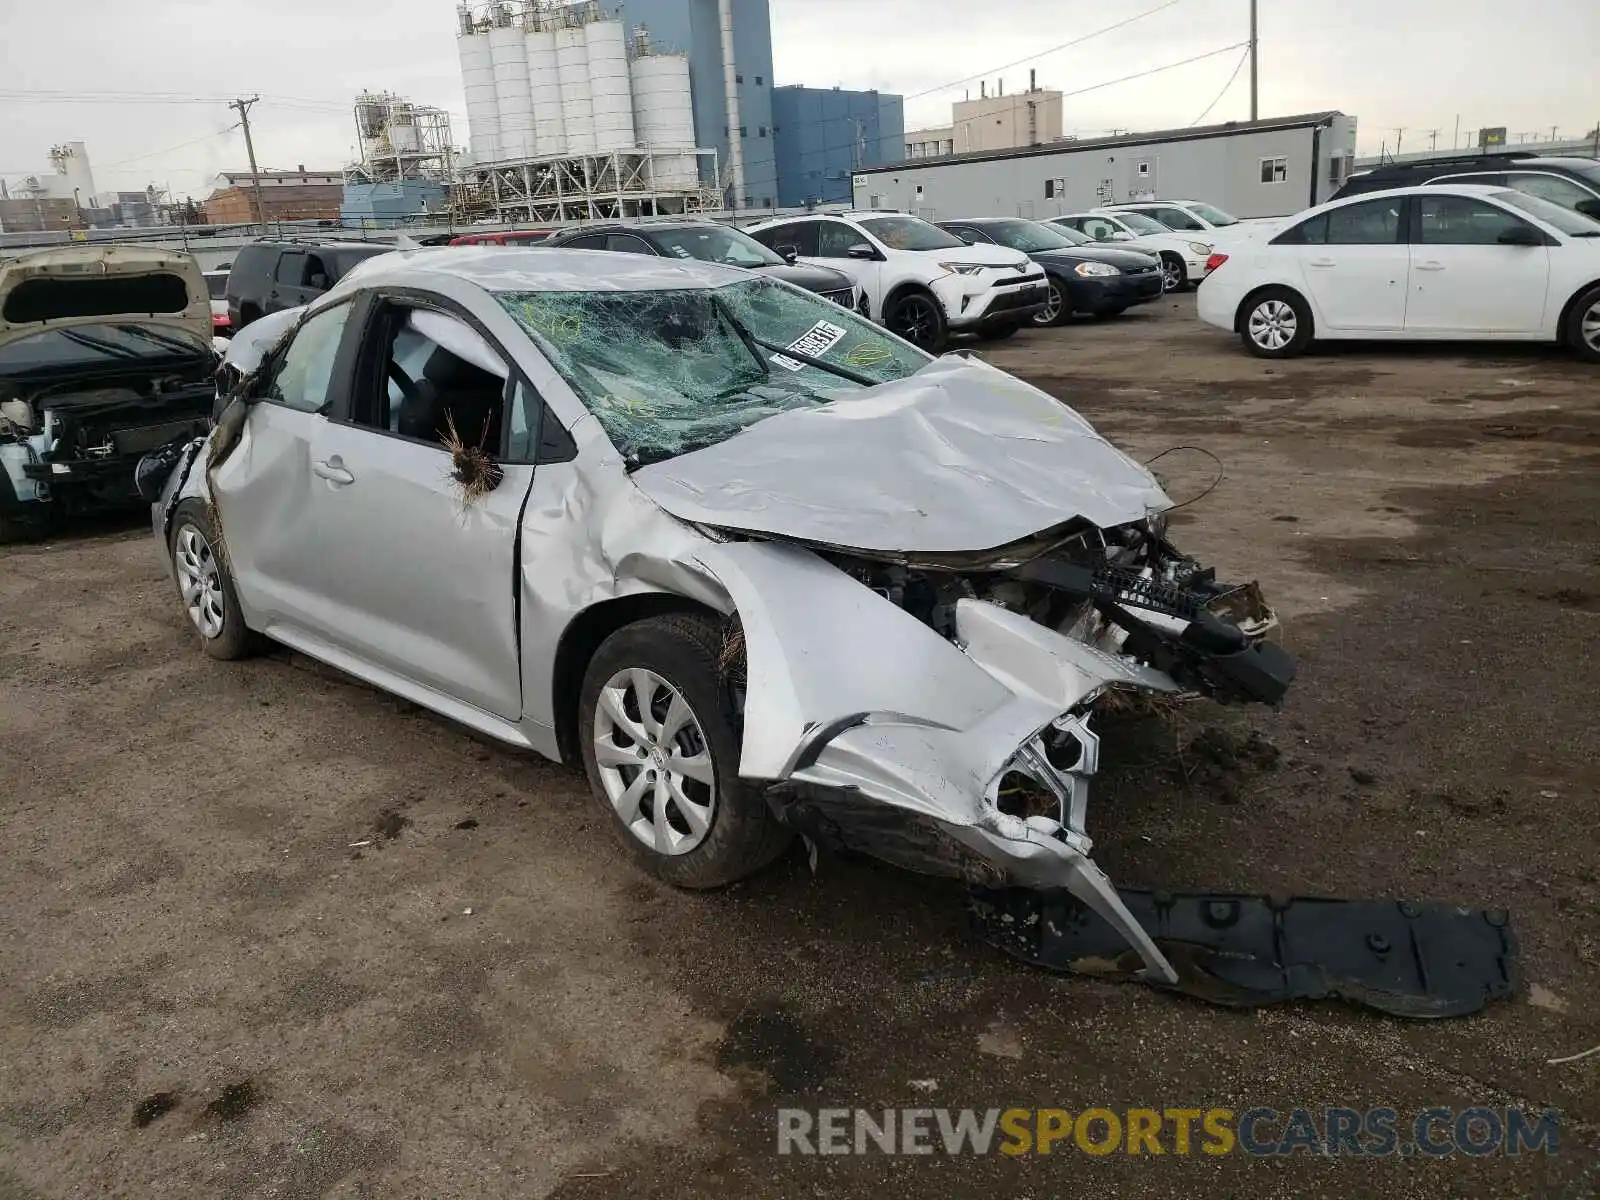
208,300,358,630
296,296,538,720
606,233,658,255
1283,197,1409,331
1405,195,1550,335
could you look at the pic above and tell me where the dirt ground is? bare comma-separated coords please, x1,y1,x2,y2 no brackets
2,297,1597,1199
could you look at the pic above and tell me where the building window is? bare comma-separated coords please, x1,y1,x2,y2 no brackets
736,73,743,83
1260,156,1288,184
755,75,764,85
739,125,747,137
1044,179,1056,199
758,126,767,137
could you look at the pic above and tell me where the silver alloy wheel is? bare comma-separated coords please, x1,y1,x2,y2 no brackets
1247,299,1297,351
1583,300,1600,353
593,667,715,856
174,523,225,639
1161,257,1183,291
1033,281,1064,325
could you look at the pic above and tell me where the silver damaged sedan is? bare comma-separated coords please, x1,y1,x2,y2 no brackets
145,248,1295,986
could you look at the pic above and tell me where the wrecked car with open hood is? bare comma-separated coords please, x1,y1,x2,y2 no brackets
0,245,218,541
141,247,1298,991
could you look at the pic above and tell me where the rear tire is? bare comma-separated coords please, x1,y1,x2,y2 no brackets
579,613,792,889
1564,284,1600,363
167,499,262,661
886,291,948,353
1238,287,1313,359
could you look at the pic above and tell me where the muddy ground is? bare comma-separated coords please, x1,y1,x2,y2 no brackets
2,298,1597,1198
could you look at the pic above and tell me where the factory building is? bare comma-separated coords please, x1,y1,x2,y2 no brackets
771,86,904,208
854,112,1359,221
342,92,456,225
904,76,1064,159
203,169,345,225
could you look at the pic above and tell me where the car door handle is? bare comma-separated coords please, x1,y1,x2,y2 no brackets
1309,257,1336,267
1416,261,1445,271
313,457,354,486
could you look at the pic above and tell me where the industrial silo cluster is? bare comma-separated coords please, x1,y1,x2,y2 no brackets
456,2,699,186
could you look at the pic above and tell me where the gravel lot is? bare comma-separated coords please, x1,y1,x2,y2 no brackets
2,296,1597,1198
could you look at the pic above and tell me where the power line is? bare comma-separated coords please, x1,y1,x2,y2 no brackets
1189,46,1250,126
98,124,241,171
903,0,1188,101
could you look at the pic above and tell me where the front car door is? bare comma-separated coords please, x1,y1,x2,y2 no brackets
208,299,359,631
296,294,540,720
1405,195,1551,335
268,250,307,314
1279,197,1409,332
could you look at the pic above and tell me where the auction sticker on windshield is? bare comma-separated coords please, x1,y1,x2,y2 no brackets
771,319,848,371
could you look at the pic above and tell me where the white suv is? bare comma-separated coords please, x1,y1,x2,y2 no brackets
745,212,1048,351
1049,212,1214,291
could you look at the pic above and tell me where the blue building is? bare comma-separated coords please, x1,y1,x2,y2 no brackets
771,86,905,208
605,0,777,209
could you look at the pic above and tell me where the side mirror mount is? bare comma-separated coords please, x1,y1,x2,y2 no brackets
1108,231,1135,242
781,247,798,265
847,242,877,260
1498,225,1543,247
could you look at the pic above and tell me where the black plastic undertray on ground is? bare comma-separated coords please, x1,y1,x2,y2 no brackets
970,887,1518,1017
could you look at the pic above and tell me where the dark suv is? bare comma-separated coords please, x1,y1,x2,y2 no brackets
541,220,861,311
225,240,394,330
1332,154,1600,219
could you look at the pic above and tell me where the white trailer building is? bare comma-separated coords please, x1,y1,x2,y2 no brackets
851,112,1359,222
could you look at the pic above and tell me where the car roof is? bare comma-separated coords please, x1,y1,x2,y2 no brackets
330,246,750,294
941,216,1033,225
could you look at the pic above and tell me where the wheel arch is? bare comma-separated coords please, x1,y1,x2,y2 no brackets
552,592,727,765
1233,283,1314,336
1554,278,1600,345
881,278,941,319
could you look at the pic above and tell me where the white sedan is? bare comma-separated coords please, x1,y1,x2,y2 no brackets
1048,211,1215,291
1197,184,1600,360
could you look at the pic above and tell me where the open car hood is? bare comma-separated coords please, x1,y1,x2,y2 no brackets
0,245,212,353
630,356,1171,555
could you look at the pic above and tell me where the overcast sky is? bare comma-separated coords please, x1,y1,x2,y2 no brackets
3,0,1595,202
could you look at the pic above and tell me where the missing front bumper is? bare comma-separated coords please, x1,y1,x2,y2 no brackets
971,887,1518,1017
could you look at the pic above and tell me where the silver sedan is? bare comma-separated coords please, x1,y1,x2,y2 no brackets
145,248,1294,986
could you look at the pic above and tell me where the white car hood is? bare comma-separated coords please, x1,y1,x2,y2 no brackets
918,244,1033,270
0,244,212,352
631,356,1171,555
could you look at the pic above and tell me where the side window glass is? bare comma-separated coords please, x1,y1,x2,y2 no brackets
366,306,509,450
815,222,861,257
263,303,353,413
1084,218,1116,239
768,221,819,257
1505,173,1593,209
1417,196,1527,245
1157,208,1205,231
274,252,305,284
565,234,606,250
607,233,657,255
303,253,330,289
1324,199,1401,244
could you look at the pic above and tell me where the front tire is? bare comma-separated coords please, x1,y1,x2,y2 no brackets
168,499,260,660
1159,254,1187,292
886,291,948,353
1032,278,1070,327
1564,284,1600,363
579,613,791,889
1238,287,1313,358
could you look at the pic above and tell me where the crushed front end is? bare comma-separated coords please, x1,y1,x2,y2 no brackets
693,514,1294,988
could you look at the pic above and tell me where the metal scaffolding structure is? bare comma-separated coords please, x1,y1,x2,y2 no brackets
474,146,721,222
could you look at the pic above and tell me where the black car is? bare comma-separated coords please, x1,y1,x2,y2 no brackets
1332,153,1600,219
938,218,1164,326
541,221,862,311
225,240,394,330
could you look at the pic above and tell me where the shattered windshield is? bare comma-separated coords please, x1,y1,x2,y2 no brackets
497,276,930,465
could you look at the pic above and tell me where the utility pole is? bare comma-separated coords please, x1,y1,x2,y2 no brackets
1453,114,1460,150
1550,125,1558,142
1394,127,1405,156
1248,0,1258,121
1426,129,1439,153
229,96,269,235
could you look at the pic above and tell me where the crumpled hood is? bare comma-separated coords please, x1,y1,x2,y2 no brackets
0,244,212,353
631,356,1171,554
